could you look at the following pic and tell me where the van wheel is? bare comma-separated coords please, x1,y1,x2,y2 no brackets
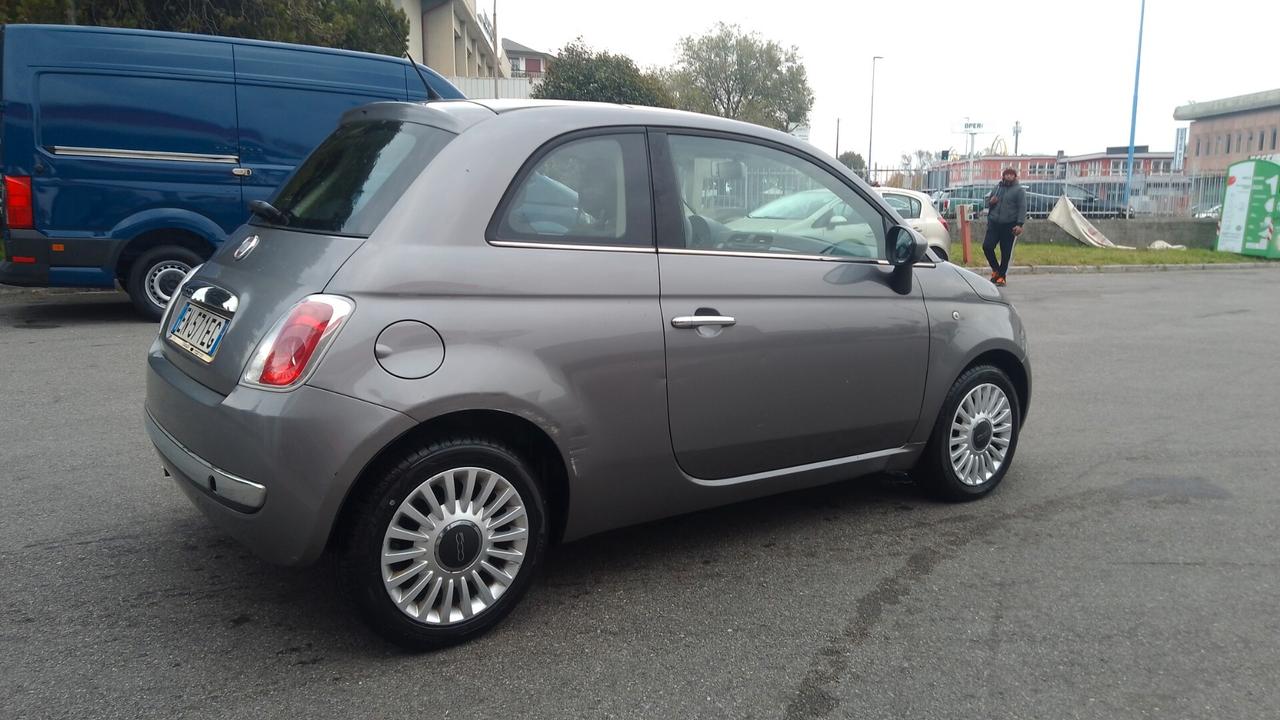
337,436,548,650
918,365,1021,501
127,245,202,321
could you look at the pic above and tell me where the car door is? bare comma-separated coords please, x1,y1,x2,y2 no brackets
650,130,930,481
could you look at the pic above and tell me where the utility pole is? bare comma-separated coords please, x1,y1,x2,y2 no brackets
1123,0,1146,217
493,1,500,100
835,118,841,159
867,56,883,182
1013,121,1022,156
964,117,980,185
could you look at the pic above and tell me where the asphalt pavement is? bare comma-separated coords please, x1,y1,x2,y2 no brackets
1,271,1278,719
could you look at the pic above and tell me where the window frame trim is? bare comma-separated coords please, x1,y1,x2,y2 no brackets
646,127,896,264
484,126,657,251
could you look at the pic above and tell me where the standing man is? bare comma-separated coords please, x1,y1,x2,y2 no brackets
983,167,1026,286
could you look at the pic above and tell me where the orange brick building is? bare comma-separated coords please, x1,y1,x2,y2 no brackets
1174,88,1280,175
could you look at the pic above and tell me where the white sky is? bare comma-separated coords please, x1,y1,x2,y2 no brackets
498,0,1280,164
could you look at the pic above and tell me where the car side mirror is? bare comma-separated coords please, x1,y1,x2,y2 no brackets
888,225,928,267
827,215,849,228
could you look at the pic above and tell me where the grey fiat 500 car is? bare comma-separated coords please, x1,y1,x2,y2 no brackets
144,99,1031,648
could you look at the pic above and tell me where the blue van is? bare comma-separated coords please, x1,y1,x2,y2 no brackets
0,24,462,318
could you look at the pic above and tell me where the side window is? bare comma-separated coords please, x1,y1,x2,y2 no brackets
494,133,652,247
662,134,885,260
1064,185,1091,201
882,193,921,219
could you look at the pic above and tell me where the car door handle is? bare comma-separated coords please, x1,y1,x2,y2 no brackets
232,167,252,177
671,315,736,329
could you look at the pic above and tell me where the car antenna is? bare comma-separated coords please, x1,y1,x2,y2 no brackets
375,3,441,100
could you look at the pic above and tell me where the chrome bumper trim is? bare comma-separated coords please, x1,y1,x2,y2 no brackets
145,410,267,511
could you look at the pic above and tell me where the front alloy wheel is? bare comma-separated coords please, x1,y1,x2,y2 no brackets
948,383,1014,487
919,365,1022,500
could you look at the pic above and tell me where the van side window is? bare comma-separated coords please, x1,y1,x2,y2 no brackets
493,133,653,248
38,74,237,158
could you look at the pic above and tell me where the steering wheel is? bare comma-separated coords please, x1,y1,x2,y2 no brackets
686,215,714,249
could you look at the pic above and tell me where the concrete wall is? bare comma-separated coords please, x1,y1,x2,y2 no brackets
949,219,1220,250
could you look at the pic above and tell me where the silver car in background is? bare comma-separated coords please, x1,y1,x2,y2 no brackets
876,186,953,260
144,99,1031,649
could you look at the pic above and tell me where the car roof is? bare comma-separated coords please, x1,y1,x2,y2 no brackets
341,99,820,152
874,187,932,201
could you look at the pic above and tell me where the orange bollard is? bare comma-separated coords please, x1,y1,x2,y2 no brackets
958,205,972,266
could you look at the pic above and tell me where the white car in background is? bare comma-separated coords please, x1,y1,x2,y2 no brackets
876,187,953,260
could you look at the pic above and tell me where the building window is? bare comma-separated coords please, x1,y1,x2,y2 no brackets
1236,132,1243,153
1109,159,1127,176
1273,127,1278,151
1225,135,1231,154
1195,137,1201,157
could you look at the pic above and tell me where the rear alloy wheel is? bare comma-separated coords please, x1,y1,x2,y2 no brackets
127,245,202,321
919,365,1021,501
339,438,547,649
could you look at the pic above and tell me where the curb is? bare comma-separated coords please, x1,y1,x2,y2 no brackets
990,262,1277,275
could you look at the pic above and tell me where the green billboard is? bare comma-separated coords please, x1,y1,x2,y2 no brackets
1217,159,1280,259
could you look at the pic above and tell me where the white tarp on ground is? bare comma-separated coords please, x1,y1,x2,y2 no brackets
1048,196,1134,249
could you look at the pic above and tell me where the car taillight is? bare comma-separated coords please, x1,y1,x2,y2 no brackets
242,295,354,390
4,176,34,229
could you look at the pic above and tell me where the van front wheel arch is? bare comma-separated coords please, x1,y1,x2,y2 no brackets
125,244,204,321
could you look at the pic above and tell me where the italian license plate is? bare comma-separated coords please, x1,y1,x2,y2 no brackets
167,302,229,362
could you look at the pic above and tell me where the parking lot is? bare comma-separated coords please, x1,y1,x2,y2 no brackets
1,270,1278,719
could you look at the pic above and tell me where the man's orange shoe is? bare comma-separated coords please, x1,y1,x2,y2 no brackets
990,271,1000,282
994,276,1007,287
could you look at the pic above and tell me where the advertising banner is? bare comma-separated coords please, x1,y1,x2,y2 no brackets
1218,160,1280,258
1048,196,1132,249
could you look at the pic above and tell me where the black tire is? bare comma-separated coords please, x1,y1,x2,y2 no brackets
337,436,549,650
126,245,203,321
918,364,1022,501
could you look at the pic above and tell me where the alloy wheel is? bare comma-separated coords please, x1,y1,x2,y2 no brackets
380,466,529,625
948,383,1014,486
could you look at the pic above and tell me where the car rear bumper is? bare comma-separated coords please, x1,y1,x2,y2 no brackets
144,341,417,566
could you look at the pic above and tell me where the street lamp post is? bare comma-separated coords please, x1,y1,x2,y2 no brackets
1123,0,1146,217
867,56,883,182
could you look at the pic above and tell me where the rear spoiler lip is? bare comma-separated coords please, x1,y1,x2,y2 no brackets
338,100,497,135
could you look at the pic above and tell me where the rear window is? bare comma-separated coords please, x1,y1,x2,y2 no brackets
263,120,453,237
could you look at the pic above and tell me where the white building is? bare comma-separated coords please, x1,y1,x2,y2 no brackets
390,0,507,77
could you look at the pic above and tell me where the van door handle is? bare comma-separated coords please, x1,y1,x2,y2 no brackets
232,167,252,177
671,315,736,329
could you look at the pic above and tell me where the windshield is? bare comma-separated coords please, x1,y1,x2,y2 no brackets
747,189,835,220
263,120,454,237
